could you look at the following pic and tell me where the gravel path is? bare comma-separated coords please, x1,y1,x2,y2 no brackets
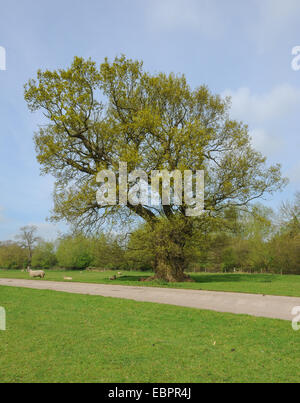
0,278,299,321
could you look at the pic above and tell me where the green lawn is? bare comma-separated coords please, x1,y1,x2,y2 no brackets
1,269,300,297
0,286,299,383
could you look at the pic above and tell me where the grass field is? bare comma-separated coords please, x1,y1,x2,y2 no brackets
1,269,300,297
0,285,299,383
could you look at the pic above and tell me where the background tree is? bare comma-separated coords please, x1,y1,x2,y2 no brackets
90,234,125,270
125,226,155,271
270,192,300,274
0,241,27,269
56,235,93,270
31,241,57,269
24,56,286,281
279,192,300,236
15,225,40,265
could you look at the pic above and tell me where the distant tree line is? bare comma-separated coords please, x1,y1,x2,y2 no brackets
0,229,131,271
0,193,299,274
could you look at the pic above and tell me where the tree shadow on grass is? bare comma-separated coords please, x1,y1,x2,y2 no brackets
190,273,276,284
112,273,276,286
117,273,276,285
116,275,171,286
116,275,150,283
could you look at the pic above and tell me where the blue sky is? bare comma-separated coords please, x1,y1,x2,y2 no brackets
0,0,299,240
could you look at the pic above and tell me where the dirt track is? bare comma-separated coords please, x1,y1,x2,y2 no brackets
1,278,299,321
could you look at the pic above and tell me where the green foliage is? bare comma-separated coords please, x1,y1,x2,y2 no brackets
31,241,57,269
55,233,125,270
269,233,300,274
90,234,126,270
221,247,238,272
125,225,155,271
0,242,27,269
56,235,93,269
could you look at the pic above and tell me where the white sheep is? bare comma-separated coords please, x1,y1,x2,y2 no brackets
27,268,45,279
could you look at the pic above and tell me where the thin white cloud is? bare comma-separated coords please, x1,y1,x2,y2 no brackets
29,222,66,241
223,84,300,124
222,84,300,157
249,128,283,156
146,0,224,38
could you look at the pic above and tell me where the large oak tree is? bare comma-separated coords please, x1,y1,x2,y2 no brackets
24,56,286,281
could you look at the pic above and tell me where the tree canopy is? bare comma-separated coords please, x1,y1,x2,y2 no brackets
24,56,287,281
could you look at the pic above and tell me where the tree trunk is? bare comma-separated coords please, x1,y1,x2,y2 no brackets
154,251,190,282
150,217,193,282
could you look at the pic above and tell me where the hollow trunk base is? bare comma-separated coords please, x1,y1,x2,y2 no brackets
152,256,193,282
147,216,194,282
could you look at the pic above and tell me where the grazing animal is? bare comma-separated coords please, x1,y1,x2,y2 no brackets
27,268,45,279
110,275,117,280
64,277,73,281
117,272,122,275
